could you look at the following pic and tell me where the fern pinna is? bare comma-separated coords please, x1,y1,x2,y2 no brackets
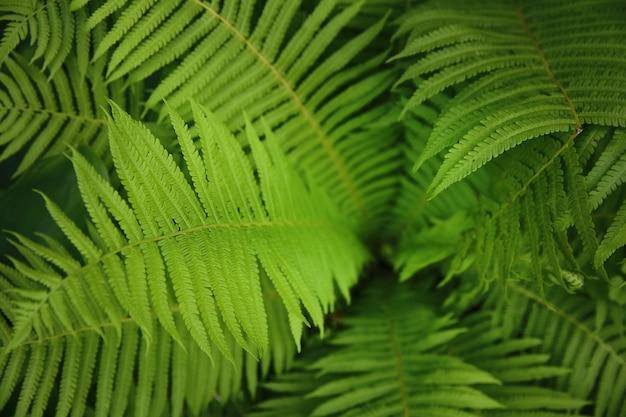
1,0,625,416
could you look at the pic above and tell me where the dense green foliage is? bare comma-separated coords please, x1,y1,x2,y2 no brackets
0,0,625,416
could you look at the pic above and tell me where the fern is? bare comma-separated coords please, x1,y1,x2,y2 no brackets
251,281,504,417
252,280,595,417
452,308,590,416
1,0,625,416
393,0,626,288
0,0,79,76
0,55,111,177
587,129,626,209
0,102,368,415
481,283,626,417
75,0,399,226
596,199,626,268
2,0,400,227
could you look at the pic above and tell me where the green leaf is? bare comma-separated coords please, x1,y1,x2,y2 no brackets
1,102,368,416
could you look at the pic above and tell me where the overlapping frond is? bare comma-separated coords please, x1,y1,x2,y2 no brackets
392,0,626,286
251,281,503,417
596,198,626,268
453,310,589,416
0,102,368,415
396,0,626,194
484,283,626,417
70,0,399,226
460,124,626,291
459,139,565,290
0,54,111,177
0,0,81,77
1,260,298,417
1,1,625,415
0,306,262,417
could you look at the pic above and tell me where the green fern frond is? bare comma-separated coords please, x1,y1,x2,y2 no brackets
250,362,333,417
0,314,260,417
595,199,626,269
251,281,503,417
388,1,626,290
452,311,589,416
0,53,116,177
488,283,626,417
587,129,626,211
396,0,626,195
429,115,574,197
551,128,625,264
0,0,82,77
420,148,586,294
2,1,625,416
562,145,601,267
70,0,398,226
0,102,368,415
412,75,554,172
392,0,626,285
